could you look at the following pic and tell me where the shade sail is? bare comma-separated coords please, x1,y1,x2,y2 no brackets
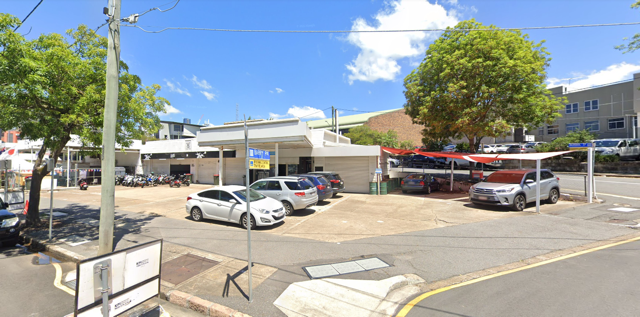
383,146,572,163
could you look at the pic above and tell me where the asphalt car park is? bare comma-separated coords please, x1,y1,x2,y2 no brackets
40,183,580,243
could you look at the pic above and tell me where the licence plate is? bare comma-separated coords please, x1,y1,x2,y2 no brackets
277,212,284,217
478,195,488,201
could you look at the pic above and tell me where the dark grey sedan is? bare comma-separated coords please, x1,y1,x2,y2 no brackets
401,173,440,194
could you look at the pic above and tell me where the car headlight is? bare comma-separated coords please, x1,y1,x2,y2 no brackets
253,208,270,214
1,217,19,228
496,187,517,193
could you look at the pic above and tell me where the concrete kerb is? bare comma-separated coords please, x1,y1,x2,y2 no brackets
21,234,251,317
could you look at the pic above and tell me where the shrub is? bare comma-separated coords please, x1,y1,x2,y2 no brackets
595,154,620,163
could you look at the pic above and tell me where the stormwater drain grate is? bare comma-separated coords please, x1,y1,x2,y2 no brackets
302,257,390,279
161,254,220,285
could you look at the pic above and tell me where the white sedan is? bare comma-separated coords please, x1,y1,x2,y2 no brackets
185,185,285,229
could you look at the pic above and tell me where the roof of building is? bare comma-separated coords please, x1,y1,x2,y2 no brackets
160,120,204,127
305,108,402,129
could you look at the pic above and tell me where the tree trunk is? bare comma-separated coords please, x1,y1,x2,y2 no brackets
26,139,68,227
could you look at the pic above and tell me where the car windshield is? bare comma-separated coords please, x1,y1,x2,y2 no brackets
233,189,266,202
484,172,524,184
594,140,620,147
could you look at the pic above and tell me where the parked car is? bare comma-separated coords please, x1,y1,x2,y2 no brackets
186,185,286,229
495,144,516,153
292,174,334,201
482,144,498,153
594,138,640,160
0,198,21,247
506,144,526,154
309,172,345,197
250,176,318,215
401,173,440,194
388,157,401,167
469,169,560,211
442,144,457,152
404,155,446,169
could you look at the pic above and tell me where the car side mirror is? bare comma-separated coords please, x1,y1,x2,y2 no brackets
229,199,238,204
525,179,534,184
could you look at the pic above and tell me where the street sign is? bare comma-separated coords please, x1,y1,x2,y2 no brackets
375,168,382,174
248,148,270,160
75,239,162,317
249,159,270,170
568,143,594,151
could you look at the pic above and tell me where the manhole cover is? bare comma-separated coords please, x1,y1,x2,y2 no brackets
161,254,219,285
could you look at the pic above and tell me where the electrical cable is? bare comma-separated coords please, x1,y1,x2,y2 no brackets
297,107,332,119
135,0,181,18
120,21,640,34
14,0,45,31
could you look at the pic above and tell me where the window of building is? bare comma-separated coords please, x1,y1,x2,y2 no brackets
566,123,580,133
538,127,544,136
584,121,600,132
547,125,559,135
608,118,625,130
585,99,599,111
173,124,183,132
565,103,578,114
634,116,638,128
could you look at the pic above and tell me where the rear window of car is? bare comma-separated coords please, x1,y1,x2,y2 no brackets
285,180,314,190
484,172,524,184
317,176,329,185
407,174,426,180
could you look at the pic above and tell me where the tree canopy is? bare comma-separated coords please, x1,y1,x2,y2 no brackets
0,14,168,225
344,125,414,149
404,19,565,153
616,1,640,53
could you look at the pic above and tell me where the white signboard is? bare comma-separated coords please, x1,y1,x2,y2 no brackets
75,240,162,317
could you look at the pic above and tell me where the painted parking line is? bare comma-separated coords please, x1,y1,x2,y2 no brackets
395,235,640,317
563,188,640,201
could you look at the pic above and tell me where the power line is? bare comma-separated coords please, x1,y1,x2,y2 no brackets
135,0,181,18
298,107,332,119
120,21,640,34
14,0,44,31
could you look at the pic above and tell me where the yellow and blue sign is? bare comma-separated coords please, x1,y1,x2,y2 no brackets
248,148,270,169
568,143,594,151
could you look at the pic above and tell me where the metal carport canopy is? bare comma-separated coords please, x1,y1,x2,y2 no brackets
383,146,574,213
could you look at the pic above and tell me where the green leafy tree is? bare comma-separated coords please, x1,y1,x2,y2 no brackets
376,130,399,148
536,129,598,161
404,19,566,153
615,1,640,53
0,14,168,226
345,125,379,145
399,140,414,150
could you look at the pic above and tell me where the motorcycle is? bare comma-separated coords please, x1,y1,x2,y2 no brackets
78,178,88,190
179,174,191,187
169,176,181,188
133,175,147,188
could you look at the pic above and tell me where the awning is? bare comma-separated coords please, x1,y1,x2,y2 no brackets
381,146,415,156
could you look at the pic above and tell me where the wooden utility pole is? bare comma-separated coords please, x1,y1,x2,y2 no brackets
98,0,121,255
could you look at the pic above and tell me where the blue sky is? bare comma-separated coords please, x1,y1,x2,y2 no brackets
4,0,640,126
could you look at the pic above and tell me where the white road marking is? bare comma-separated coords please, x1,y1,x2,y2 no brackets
563,189,640,201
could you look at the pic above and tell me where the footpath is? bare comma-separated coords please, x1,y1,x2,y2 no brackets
20,191,640,317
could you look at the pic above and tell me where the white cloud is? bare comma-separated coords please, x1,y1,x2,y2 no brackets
276,88,284,93
547,62,640,91
269,90,274,93
191,75,212,90
160,104,181,116
269,106,327,120
164,79,191,97
345,0,459,84
201,91,216,101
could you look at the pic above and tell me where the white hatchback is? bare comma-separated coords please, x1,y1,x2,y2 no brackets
185,185,285,229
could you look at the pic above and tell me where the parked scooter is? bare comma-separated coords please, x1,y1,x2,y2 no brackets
179,174,191,187
169,176,181,188
78,178,88,190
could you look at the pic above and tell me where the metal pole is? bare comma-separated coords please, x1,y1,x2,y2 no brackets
75,163,78,188
335,111,340,143
3,162,7,203
49,166,54,240
219,146,224,186
244,116,253,303
587,147,593,203
535,159,541,214
275,143,279,176
450,159,454,192
66,147,70,188
98,0,121,255
100,262,110,317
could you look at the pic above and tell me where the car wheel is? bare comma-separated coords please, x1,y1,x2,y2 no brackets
425,185,431,195
191,207,203,222
547,188,559,204
512,194,526,211
241,213,257,230
282,201,294,216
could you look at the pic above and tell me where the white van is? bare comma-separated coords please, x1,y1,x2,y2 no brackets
594,139,640,160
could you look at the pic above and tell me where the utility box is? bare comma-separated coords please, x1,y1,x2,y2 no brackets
214,174,219,185
471,170,484,181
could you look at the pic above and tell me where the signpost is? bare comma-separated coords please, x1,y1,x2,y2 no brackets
568,143,595,203
74,239,162,317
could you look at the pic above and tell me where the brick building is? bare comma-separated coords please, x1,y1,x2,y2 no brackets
1,129,19,143
364,109,423,147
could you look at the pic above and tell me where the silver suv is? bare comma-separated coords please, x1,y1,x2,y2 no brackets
469,169,560,211
250,176,318,216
